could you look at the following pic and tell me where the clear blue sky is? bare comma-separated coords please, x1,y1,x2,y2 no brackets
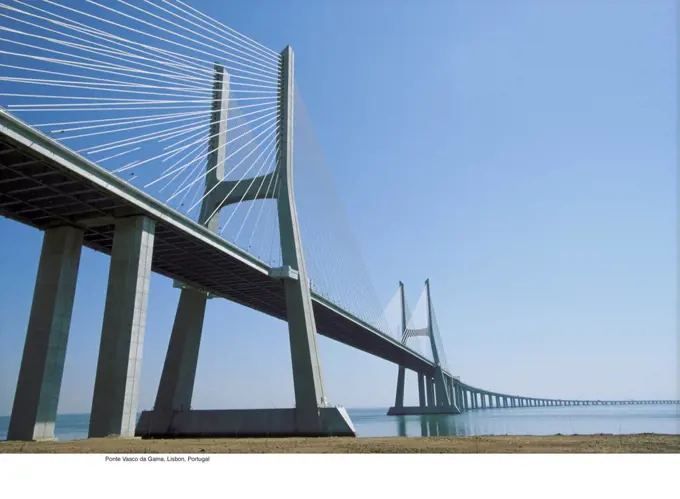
0,0,676,415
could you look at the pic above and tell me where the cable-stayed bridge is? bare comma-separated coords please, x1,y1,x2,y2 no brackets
0,1,675,440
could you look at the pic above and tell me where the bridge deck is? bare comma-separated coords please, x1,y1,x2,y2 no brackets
0,110,437,377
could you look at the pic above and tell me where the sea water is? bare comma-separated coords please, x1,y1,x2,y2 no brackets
1,405,678,440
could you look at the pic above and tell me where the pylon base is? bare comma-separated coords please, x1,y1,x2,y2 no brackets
135,407,356,438
387,405,461,416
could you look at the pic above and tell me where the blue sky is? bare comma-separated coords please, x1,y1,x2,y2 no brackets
0,0,676,415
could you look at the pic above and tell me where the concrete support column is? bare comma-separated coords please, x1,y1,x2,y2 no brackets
394,366,406,408
426,377,435,408
481,393,487,409
89,216,155,438
154,288,208,412
393,283,407,409
276,47,329,431
418,373,426,408
7,226,84,441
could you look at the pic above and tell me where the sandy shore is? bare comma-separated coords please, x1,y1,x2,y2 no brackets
1,434,679,453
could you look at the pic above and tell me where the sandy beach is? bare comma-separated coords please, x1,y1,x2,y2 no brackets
1,434,678,453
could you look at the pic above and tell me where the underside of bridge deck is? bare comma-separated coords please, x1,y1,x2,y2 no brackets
0,113,437,377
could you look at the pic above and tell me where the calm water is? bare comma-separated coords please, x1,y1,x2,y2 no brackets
1,405,678,440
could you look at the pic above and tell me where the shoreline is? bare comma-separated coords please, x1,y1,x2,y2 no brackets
1,434,679,453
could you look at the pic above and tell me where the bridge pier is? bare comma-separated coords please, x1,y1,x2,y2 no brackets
89,215,156,438
426,378,435,407
418,373,426,407
7,226,84,441
446,377,454,406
